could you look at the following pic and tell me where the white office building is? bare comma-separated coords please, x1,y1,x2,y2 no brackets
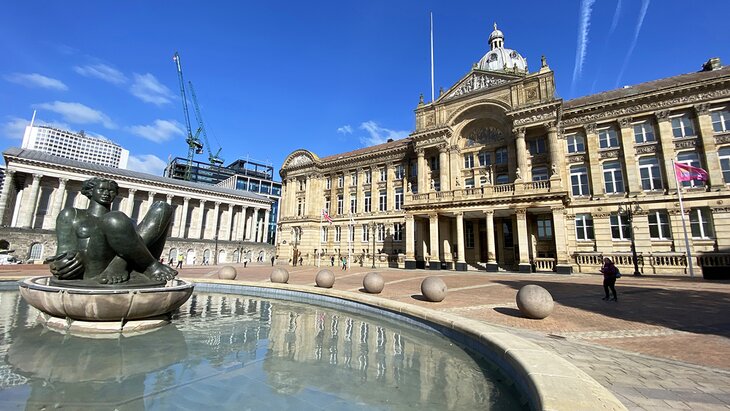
22,125,129,169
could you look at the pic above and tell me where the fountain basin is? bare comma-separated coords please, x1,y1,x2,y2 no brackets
18,276,194,322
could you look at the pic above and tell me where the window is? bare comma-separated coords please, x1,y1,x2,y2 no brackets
465,222,474,248
567,134,585,153
598,127,619,149
380,167,386,182
478,152,491,167
532,167,548,181
365,170,372,184
395,164,405,179
351,171,358,186
350,198,357,214
719,147,730,183
633,121,656,143
638,156,663,191
337,174,344,188
570,165,590,196
464,153,475,169
690,208,713,239
536,216,553,240
377,224,385,242
464,177,475,188
496,174,509,184
711,108,730,133
495,147,508,164
297,199,304,216
335,226,342,242
575,214,594,240
671,114,696,138
379,190,387,211
676,151,705,187
410,162,418,178
364,192,371,212
349,225,355,242
430,156,439,171
324,197,331,213
362,224,370,242
337,195,343,215
603,161,625,193
529,138,547,155
394,188,403,210
648,211,671,240
610,213,631,240
321,227,328,242
394,223,403,241
29,243,43,260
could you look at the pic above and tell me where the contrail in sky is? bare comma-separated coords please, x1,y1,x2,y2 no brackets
608,0,623,37
571,0,597,95
615,0,651,88
590,0,624,93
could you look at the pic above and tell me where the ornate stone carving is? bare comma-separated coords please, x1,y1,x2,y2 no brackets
561,89,730,126
655,110,670,122
715,134,730,145
288,154,313,168
445,73,509,100
584,123,597,134
567,154,586,163
674,138,698,150
513,127,526,137
694,103,710,115
599,149,621,159
526,86,538,102
635,144,658,154
465,126,504,146
618,117,631,128
512,111,556,126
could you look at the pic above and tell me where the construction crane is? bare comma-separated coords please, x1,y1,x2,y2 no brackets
188,81,224,167
173,51,203,180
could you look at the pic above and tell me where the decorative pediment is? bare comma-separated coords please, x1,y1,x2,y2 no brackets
443,72,512,101
282,150,319,171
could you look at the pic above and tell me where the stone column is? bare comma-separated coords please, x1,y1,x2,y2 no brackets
404,214,416,268
178,197,190,238
48,178,68,230
196,200,207,239
585,123,604,197
356,168,365,213
263,209,271,243
484,211,497,271
386,163,395,210
140,191,156,221
248,208,259,241
618,118,640,195
515,208,531,272
551,206,572,273
514,127,528,181
546,122,564,183
210,201,221,240
438,145,449,191
428,213,440,269
125,188,137,217
238,206,248,241
455,212,466,271
696,103,724,188
416,148,426,193
655,111,677,191
0,169,16,225
19,173,43,228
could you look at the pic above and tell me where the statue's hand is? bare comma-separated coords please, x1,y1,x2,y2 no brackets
47,251,85,280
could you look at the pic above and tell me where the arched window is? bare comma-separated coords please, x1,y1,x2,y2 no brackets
218,250,227,264
29,243,43,261
203,249,211,263
168,248,178,264
232,249,240,263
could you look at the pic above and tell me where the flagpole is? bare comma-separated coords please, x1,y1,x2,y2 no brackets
673,161,695,279
430,12,435,103
318,209,323,268
348,214,353,271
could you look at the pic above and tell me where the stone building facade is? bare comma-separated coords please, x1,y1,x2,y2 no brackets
0,147,275,265
277,25,730,276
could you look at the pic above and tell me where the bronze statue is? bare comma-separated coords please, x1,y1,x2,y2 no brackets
46,177,178,287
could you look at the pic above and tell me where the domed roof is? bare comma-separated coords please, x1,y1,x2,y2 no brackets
476,23,528,73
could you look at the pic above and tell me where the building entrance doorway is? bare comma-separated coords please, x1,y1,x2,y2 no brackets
495,217,516,270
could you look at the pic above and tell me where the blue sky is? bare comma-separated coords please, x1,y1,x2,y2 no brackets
1,1,728,177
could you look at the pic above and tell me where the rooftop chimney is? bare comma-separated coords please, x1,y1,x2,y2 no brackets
702,57,722,71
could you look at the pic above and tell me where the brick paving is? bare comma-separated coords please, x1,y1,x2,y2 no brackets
3,263,730,410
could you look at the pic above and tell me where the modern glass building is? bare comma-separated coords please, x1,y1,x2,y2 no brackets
22,125,129,169
165,156,282,243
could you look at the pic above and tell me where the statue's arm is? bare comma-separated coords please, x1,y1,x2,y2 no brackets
55,208,79,254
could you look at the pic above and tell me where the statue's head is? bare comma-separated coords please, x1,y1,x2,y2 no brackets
81,177,119,205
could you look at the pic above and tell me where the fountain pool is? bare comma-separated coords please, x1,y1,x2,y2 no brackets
0,285,526,410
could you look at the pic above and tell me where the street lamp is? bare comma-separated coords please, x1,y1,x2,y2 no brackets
214,235,219,265
370,222,377,269
617,201,642,276
291,227,300,266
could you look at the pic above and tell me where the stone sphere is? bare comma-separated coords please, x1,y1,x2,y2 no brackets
420,276,447,302
315,269,335,288
363,272,384,294
270,267,289,284
516,284,554,319
218,266,237,280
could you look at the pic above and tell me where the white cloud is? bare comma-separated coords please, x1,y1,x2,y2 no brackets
35,101,116,129
130,73,174,105
1,116,72,140
126,154,167,176
4,73,68,91
358,121,409,147
74,64,127,85
337,125,353,134
571,0,596,93
128,119,184,142
615,0,651,88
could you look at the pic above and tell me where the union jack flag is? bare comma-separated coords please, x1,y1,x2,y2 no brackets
322,209,333,224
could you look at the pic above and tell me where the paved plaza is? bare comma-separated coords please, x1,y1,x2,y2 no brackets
2,263,729,410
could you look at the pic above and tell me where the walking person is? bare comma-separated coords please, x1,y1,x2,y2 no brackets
600,257,620,301
330,256,335,267
176,253,184,269
271,255,275,266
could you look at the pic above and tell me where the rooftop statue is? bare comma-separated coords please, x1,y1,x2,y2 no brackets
46,177,178,288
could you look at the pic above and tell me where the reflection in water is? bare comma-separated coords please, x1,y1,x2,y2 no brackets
0,291,524,410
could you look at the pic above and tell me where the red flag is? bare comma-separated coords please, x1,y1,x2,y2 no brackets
322,209,333,224
674,162,709,182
